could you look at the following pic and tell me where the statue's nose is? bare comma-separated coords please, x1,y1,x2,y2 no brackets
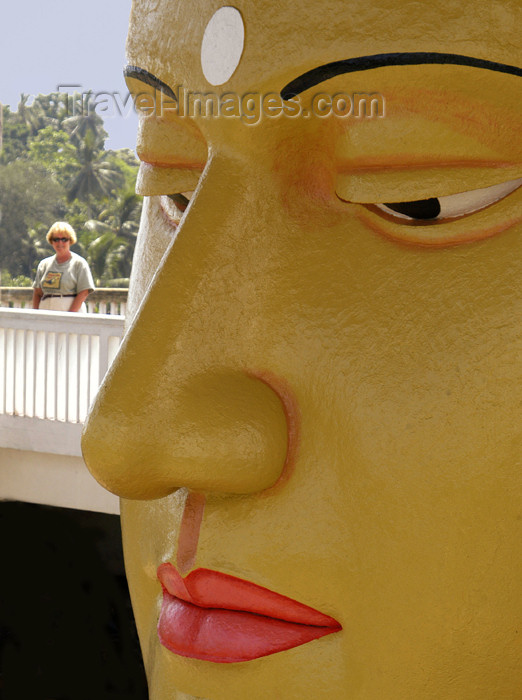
82,359,288,499
82,155,290,500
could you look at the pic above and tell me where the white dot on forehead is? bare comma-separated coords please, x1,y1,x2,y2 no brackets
201,6,245,86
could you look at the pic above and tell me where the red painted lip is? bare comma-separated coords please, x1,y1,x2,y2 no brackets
157,563,341,663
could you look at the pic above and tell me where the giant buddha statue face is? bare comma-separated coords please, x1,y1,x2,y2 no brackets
82,0,522,697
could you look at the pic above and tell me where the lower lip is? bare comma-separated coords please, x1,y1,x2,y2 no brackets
158,590,339,663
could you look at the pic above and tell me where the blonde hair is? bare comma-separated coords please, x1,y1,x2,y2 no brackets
46,222,77,245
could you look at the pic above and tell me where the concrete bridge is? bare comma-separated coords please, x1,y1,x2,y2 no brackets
0,290,128,514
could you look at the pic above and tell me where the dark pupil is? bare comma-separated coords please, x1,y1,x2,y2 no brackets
384,198,441,220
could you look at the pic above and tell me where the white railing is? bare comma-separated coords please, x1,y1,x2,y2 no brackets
0,308,124,457
0,308,124,424
85,291,128,316
0,308,124,513
0,287,128,316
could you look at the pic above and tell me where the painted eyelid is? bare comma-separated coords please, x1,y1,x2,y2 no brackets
373,177,522,221
336,164,522,204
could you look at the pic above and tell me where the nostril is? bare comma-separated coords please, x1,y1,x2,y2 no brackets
82,370,289,500
247,369,300,492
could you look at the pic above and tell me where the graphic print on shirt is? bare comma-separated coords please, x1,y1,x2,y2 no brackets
42,272,62,290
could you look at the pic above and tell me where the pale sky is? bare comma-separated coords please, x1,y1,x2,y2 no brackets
0,0,139,150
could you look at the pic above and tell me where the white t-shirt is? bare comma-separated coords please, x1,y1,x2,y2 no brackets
33,252,95,296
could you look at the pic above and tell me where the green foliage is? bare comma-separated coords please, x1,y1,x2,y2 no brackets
109,149,141,190
83,187,141,285
0,160,64,277
62,92,108,147
0,91,142,285
0,105,30,163
0,270,33,286
28,126,78,187
67,129,125,208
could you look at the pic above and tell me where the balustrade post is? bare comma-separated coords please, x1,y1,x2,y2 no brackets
98,334,109,384
0,308,124,431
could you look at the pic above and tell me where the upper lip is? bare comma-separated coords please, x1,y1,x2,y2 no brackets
157,562,341,628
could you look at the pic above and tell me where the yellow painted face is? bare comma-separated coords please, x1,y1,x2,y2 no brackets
82,0,522,698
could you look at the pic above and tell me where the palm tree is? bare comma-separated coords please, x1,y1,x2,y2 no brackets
62,92,107,146
16,94,41,135
15,93,64,136
83,188,142,284
67,130,124,216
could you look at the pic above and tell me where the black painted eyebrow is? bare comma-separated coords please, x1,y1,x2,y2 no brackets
124,65,178,102
280,52,522,99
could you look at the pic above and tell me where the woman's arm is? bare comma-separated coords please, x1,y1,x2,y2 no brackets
68,289,90,312
32,288,43,309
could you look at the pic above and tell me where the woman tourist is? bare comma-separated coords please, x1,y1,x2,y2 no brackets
32,222,94,312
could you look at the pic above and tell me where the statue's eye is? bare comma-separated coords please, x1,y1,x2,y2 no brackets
374,178,522,223
160,192,194,226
